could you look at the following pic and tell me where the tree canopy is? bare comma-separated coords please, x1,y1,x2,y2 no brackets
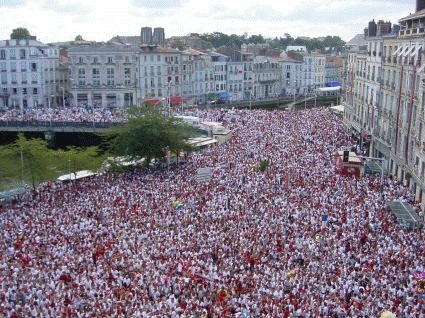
0,134,105,190
10,27,31,40
170,32,346,54
105,107,197,165
74,35,85,42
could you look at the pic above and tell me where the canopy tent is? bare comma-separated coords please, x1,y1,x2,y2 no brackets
316,86,341,93
218,91,232,100
326,81,342,87
57,170,96,182
329,105,344,116
170,96,185,104
145,99,161,106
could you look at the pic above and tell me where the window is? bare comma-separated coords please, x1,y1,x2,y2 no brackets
31,63,37,72
31,73,37,84
157,55,161,62
22,87,27,94
0,50,6,60
21,73,27,83
78,68,85,86
107,56,113,64
92,68,100,86
33,88,38,95
10,62,16,72
106,68,114,86
124,68,131,86
1,73,6,84
93,56,99,64
20,62,26,71
78,57,84,64
19,49,26,59
10,49,15,59
12,88,17,94
124,56,130,63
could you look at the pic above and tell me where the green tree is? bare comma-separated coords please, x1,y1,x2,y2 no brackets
105,107,197,166
0,134,106,190
10,27,31,40
74,35,85,42
7,134,52,188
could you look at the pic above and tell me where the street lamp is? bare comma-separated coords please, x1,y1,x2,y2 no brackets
61,86,65,108
314,84,317,108
249,90,252,110
293,81,296,111
167,80,172,117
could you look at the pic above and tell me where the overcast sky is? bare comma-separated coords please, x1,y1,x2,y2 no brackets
0,0,415,44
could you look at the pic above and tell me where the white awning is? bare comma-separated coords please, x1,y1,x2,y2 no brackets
403,45,415,57
316,86,341,92
411,44,422,57
392,45,403,56
398,44,409,57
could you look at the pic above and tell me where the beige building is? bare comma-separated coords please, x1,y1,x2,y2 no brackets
68,42,140,108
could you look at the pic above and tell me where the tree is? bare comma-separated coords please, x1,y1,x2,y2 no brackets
105,107,197,167
74,35,85,42
10,28,31,40
0,134,106,190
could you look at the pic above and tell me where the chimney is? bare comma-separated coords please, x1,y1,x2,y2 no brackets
417,0,425,11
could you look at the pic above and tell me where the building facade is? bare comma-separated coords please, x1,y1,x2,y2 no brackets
0,39,60,110
344,4,425,210
68,42,140,108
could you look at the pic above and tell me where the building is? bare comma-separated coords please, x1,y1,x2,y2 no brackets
251,56,281,99
276,52,303,97
302,52,326,94
325,56,344,86
68,41,140,108
343,0,425,210
0,38,60,110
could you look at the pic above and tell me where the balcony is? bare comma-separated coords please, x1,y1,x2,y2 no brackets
400,27,425,38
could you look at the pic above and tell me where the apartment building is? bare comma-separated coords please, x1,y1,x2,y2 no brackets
0,38,60,110
344,2,425,209
277,53,303,97
251,56,281,99
302,53,326,93
68,42,140,108
181,49,216,104
216,47,255,101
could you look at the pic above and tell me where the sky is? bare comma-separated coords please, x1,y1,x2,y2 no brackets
0,0,415,44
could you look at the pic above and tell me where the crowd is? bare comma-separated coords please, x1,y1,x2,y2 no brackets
0,107,126,123
1,107,425,317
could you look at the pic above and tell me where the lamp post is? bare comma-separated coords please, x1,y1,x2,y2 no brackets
314,84,317,108
68,159,71,180
249,90,252,110
167,80,172,117
61,87,65,108
304,89,307,110
293,81,296,110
